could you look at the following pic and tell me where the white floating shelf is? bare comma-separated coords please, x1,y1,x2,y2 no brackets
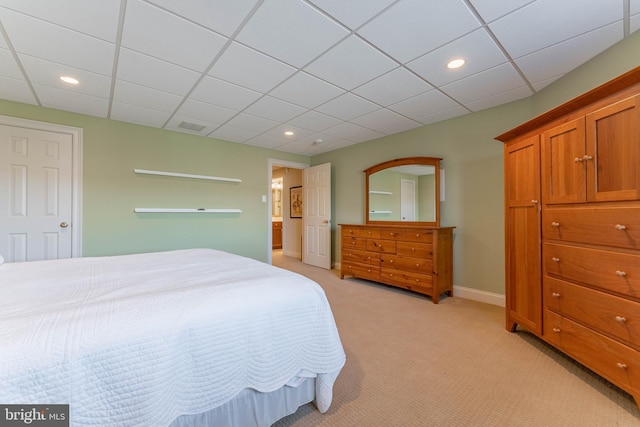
134,169,241,183
369,210,392,214
134,208,242,213
369,190,392,195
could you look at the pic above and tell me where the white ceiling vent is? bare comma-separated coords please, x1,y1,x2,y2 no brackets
178,121,206,132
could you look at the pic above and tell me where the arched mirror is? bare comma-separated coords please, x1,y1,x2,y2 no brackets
365,157,441,227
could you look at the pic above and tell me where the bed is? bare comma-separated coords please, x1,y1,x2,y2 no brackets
0,248,345,426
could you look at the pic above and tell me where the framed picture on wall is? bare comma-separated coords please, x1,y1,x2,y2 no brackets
290,186,302,218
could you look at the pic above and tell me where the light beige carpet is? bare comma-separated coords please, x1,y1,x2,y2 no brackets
271,251,640,427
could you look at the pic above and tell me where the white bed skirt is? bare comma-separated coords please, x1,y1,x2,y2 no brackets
168,378,315,427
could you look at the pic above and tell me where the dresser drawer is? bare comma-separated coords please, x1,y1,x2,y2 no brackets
543,207,640,249
342,249,380,266
381,269,433,293
544,310,640,396
367,239,397,254
343,262,380,282
543,242,640,298
402,229,434,243
396,241,432,258
378,228,404,240
545,276,640,348
343,236,367,251
342,226,380,239
381,254,432,274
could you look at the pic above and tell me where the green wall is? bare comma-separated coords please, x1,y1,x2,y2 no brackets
314,31,640,296
1,30,639,296
0,102,308,262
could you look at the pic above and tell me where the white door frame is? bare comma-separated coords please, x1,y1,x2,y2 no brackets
267,158,308,265
0,115,83,258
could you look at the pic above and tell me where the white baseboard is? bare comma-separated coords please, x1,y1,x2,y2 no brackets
453,285,505,307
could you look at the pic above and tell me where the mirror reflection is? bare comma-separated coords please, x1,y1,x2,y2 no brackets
365,157,441,226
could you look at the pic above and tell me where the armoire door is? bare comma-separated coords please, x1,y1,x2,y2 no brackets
505,134,542,334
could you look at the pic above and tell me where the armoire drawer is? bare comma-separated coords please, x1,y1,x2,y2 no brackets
381,254,432,274
342,249,380,266
544,310,640,396
543,207,640,249
544,276,640,348
543,242,640,298
380,269,433,293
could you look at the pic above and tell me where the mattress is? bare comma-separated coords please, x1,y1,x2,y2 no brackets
0,248,345,426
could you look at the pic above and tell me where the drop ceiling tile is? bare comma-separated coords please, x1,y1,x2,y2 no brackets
243,96,306,122
33,83,108,117
269,71,345,109
357,0,480,63
245,133,288,150
117,48,200,96
236,0,349,68
208,125,259,143
467,0,535,23
287,110,343,132
441,63,527,104
489,0,622,59
208,42,296,93
465,85,532,112
0,75,36,104
631,13,640,33
0,47,23,79
190,76,262,111
224,112,279,133
0,8,115,75
414,105,469,126
304,35,397,90
406,28,508,87
315,92,379,120
113,80,182,113
322,121,385,142
147,0,260,37
308,0,397,29
531,75,563,92
633,0,640,13
0,0,121,42
516,22,622,85
19,54,111,98
0,32,7,49
352,67,432,106
350,108,421,134
265,124,314,141
175,99,238,125
122,0,227,73
110,101,172,128
388,90,460,121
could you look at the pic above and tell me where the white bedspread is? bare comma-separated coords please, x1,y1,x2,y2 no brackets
0,249,345,426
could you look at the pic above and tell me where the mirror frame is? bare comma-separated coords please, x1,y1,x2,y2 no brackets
364,156,441,227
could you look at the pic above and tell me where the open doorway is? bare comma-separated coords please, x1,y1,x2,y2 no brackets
267,159,308,265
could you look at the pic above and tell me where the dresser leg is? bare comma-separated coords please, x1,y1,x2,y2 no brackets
506,319,518,332
634,395,640,409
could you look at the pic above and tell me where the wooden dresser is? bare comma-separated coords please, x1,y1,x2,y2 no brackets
339,224,454,304
497,67,640,406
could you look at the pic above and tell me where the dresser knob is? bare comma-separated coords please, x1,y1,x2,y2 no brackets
531,199,538,204
389,259,394,263
415,234,420,237
552,328,561,333
615,316,627,323
411,247,416,251
574,157,584,163
583,155,593,161
552,257,560,262
616,270,627,277
551,222,560,227
617,362,628,369
552,292,560,298
415,279,420,282
615,224,627,231
416,263,420,267
351,242,356,245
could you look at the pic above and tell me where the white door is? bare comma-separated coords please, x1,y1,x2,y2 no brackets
0,125,74,262
302,163,331,269
400,179,416,221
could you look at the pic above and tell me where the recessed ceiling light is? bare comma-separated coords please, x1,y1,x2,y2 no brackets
446,58,465,69
284,131,294,136
60,76,79,85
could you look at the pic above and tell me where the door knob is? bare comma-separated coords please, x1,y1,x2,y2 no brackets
60,222,69,228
